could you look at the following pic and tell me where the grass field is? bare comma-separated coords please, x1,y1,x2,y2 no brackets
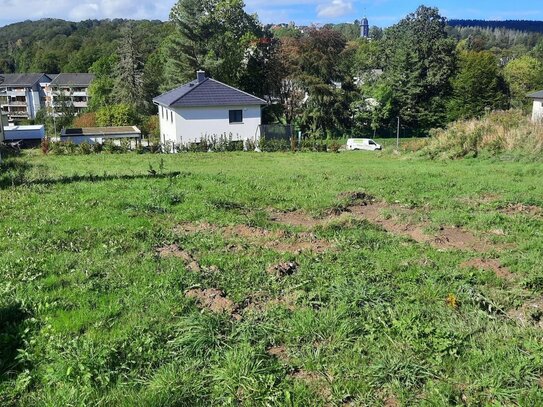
2,150,543,406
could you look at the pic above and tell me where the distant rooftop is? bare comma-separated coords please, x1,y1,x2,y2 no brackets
0,73,51,87
61,126,141,137
528,90,543,99
154,71,266,108
51,73,95,87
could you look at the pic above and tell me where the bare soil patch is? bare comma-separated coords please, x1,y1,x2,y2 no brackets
156,244,201,272
267,261,299,277
185,288,235,314
291,369,332,400
508,298,543,328
269,210,323,229
267,345,289,362
461,258,514,280
500,203,542,217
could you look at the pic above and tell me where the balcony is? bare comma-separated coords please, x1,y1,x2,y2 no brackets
73,101,88,108
6,101,27,106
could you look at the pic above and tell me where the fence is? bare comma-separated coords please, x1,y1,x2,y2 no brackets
259,124,294,141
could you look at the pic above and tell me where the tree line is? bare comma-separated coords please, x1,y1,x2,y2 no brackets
2,3,543,139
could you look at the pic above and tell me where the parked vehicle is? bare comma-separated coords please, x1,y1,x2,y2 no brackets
346,138,382,151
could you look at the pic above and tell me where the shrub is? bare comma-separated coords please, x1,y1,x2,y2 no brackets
328,140,342,153
424,110,543,160
40,138,51,155
78,142,92,155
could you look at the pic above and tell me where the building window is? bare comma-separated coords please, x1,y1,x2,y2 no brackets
229,109,243,123
171,111,173,123
161,107,164,119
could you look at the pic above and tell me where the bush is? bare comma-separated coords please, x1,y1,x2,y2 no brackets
258,138,291,152
40,138,51,155
328,140,342,153
423,110,543,160
79,142,92,155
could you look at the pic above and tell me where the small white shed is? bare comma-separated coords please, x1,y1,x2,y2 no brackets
153,71,266,149
528,90,543,123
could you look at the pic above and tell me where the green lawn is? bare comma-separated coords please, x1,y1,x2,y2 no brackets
1,151,543,406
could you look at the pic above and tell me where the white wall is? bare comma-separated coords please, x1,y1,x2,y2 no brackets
532,99,543,123
158,105,261,147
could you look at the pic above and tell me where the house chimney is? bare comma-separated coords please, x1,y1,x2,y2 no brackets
197,70,206,83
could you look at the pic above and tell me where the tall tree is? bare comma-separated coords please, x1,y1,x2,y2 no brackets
113,24,145,110
380,6,457,130
163,0,261,90
504,55,543,108
448,51,509,120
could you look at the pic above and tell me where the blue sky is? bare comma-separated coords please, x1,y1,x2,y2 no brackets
0,0,542,28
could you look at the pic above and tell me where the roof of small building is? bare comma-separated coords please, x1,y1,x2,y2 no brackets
61,126,141,137
0,73,51,87
528,90,543,99
51,73,95,87
153,76,266,108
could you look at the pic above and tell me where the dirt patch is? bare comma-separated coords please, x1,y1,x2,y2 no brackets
267,345,289,362
269,210,324,229
508,298,543,328
291,369,331,400
185,288,235,314
174,222,216,234
156,244,201,272
500,203,542,217
432,227,492,252
461,258,514,280
267,262,298,277
223,224,283,239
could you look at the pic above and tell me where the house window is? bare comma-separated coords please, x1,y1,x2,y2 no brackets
229,109,243,123
161,107,164,119
171,111,173,123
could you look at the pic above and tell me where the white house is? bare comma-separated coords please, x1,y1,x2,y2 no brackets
528,90,543,123
153,71,266,148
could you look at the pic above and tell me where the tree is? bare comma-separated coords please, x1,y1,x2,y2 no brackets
96,104,139,127
380,6,457,130
504,55,543,108
88,54,117,110
448,51,509,120
113,24,145,111
163,0,261,90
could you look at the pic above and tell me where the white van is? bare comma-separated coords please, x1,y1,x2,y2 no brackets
346,138,382,151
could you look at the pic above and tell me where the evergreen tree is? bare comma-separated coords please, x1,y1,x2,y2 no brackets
380,6,457,130
448,51,509,120
113,24,145,111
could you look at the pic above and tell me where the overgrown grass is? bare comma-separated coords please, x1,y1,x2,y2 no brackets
1,151,543,405
424,110,543,160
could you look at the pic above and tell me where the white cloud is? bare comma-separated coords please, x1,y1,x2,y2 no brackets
317,0,353,18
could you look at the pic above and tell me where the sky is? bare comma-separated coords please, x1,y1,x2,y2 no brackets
0,0,542,28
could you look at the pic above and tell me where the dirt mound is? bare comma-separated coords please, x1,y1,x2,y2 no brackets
185,288,235,314
223,224,282,239
508,298,543,328
156,244,201,272
269,210,323,229
291,369,331,399
433,227,492,252
267,262,298,277
337,191,375,205
461,258,514,280
501,203,542,217
267,345,289,362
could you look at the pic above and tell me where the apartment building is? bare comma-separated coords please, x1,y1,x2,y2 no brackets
46,73,95,115
0,73,52,122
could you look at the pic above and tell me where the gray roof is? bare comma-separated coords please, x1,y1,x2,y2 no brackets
0,73,51,87
51,73,95,87
61,126,141,136
154,78,266,108
528,90,543,99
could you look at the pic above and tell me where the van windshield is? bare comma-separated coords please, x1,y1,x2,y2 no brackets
369,140,376,145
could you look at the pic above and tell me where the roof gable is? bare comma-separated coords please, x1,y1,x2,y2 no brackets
528,90,543,99
154,78,266,108
50,73,95,87
0,73,51,87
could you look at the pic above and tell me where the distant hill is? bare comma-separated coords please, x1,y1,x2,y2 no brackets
448,19,543,33
0,18,171,74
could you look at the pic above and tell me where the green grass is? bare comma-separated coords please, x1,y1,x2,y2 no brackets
1,150,543,406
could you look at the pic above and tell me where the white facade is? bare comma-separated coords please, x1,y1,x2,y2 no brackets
532,98,543,123
158,105,261,146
